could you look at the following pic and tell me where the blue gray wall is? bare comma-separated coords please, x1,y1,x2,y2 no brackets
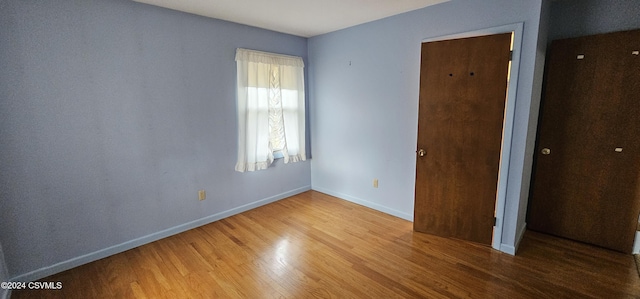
549,0,640,41
0,0,310,280
308,0,549,253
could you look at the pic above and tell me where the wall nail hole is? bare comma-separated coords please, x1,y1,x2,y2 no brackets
470,72,475,76
449,73,453,77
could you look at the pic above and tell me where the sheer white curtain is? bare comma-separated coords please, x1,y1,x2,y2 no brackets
235,48,306,172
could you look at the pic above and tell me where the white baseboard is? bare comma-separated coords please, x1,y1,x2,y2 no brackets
514,223,527,253
311,187,413,221
499,243,516,255
633,231,640,254
10,186,311,283
500,223,527,256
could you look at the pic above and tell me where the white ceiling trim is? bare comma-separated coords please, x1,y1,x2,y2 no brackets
133,0,450,37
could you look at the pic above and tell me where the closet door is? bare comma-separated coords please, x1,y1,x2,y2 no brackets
528,30,640,253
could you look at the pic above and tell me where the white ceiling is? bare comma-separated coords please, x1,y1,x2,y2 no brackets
133,0,450,37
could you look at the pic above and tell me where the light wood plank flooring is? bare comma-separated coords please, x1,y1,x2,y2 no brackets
12,191,640,298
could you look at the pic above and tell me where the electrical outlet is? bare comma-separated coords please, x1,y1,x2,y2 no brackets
373,179,379,188
198,190,206,201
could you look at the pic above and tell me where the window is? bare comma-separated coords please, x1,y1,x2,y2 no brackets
235,48,306,172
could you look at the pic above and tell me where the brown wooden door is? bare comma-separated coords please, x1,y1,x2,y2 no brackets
528,30,640,253
414,33,512,245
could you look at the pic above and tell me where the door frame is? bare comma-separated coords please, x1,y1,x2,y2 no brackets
419,23,524,251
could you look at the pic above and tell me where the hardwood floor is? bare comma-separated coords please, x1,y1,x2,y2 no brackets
11,191,640,298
